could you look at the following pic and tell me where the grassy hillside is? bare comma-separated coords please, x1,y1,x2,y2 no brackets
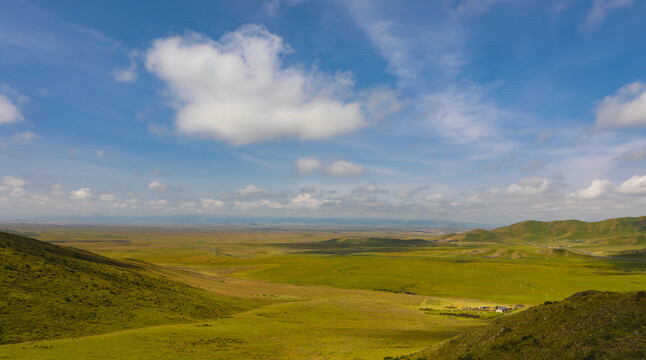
397,290,646,360
0,231,251,344
449,216,646,245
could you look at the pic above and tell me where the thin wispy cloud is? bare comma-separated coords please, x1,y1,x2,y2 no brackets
581,0,634,30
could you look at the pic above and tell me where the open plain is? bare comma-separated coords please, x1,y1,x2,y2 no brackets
1,221,644,359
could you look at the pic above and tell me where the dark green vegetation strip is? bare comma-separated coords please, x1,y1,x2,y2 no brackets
0,231,251,344
395,290,646,360
277,237,440,254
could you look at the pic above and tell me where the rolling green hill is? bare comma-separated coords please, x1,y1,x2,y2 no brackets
0,231,251,344
448,216,646,245
396,290,646,360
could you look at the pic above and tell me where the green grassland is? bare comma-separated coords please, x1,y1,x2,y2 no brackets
0,218,645,359
448,216,646,253
0,231,253,344
399,290,646,360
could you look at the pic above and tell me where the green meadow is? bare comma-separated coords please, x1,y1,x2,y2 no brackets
1,220,645,359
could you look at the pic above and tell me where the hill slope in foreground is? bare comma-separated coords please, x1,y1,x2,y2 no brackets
448,216,646,245
397,290,646,360
0,231,249,344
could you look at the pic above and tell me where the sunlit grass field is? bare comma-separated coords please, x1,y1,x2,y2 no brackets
1,225,644,359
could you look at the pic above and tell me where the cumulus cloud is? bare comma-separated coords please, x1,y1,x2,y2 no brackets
0,95,23,124
352,183,387,194
424,193,447,203
294,157,322,174
616,174,646,194
147,181,167,192
506,177,549,196
288,193,326,209
2,176,26,188
145,25,366,145
200,198,225,209
70,188,93,200
51,184,65,197
0,176,27,198
596,81,646,129
324,160,365,177
293,157,365,177
395,185,429,199
568,179,613,200
99,193,115,202
235,184,268,196
234,199,283,211
582,0,633,30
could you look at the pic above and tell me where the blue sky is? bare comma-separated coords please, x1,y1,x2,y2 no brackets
1,0,646,224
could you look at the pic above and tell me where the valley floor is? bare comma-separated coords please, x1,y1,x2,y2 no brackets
1,226,644,359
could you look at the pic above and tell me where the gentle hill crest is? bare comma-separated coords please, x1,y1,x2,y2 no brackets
397,290,646,360
446,216,646,245
0,231,249,344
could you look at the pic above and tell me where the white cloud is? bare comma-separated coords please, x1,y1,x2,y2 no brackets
148,199,169,206
288,193,326,209
506,177,549,196
294,157,365,177
235,184,268,196
2,176,26,188
70,187,93,200
424,193,447,203
0,95,23,124
363,87,405,120
11,131,38,142
99,193,115,202
0,176,27,198
394,185,429,199
568,179,613,200
95,150,106,158
582,0,633,30
294,157,322,174
234,199,283,210
324,160,365,177
145,25,366,145
616,174,646,194
617,147,646,161
9,187,26,198
353,183,387,194
596,81,646,129
200,198,225,209
51,184,65,197
113,61,138,82
147,181,167,192
424,89,506,144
